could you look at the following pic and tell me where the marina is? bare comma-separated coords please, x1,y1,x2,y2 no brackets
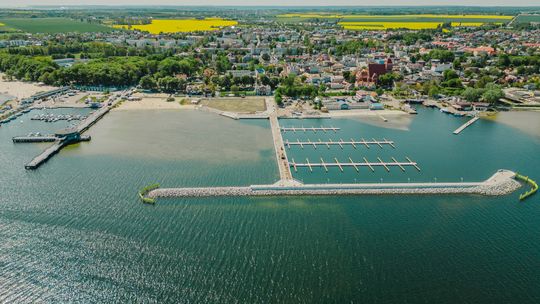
285,138,395,149
20,89,130,170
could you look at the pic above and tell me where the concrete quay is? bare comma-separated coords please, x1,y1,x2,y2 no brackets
266,98,294,181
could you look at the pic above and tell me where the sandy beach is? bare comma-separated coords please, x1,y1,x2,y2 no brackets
0,73,58,100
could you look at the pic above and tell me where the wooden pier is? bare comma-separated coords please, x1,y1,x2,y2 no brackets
453,116,479,135
285,138,395,149
289,157,420,173
281,126,340,133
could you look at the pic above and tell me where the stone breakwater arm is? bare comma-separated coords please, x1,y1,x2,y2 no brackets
147,170,521,199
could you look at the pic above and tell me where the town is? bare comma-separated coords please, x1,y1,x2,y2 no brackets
1,8,539,126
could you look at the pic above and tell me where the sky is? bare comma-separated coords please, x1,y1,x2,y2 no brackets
3,0,540,7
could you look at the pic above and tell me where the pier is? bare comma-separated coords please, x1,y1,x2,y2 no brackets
281,126,340,133
285,138,395,149
266,98,295,183
22,89,130,170
25,140,65,170
13,136,57,143
453,116,479,135
145,170,521,199
289,157,420,173
12,135,91,143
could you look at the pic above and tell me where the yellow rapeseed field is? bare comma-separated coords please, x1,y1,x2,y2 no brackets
113,18,238,34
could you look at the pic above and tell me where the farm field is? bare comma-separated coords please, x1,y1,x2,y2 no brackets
340,22,442,30
514,14,540,24
0,18,113,33
113,18,238,34
278,13,514,30
278,13,513,22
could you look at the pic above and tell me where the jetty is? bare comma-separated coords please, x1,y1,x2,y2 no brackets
281,126,340,133
453,116,479,135
285,138,395,149
144,170,521,199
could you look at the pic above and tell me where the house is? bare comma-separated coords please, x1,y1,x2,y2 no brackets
255,84,272,96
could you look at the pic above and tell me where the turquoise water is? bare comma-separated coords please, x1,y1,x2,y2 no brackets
0,108,539,303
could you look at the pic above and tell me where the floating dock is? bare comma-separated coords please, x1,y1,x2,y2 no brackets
453,116,479,135
285,138,395,149
289,157,420,173
281,126,340,133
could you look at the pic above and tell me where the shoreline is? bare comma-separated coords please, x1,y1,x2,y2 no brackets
328,109,409,118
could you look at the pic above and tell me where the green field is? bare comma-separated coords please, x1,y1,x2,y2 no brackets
201,97,266,113
276,13,513,24
514,14,540,24
0,18,113,33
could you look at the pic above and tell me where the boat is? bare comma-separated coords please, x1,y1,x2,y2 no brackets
440,108,451,114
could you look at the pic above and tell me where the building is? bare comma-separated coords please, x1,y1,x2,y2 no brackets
356,58,393,86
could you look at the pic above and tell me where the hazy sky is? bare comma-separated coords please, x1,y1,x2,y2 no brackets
4,0,540,7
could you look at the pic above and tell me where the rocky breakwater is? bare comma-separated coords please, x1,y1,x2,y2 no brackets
145,170,520,199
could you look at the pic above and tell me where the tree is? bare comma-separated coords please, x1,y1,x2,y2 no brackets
275,91,283,105
462,87,483,102
139,75,157,90
482,84,503,104
429,86,440,98
231,85,240,96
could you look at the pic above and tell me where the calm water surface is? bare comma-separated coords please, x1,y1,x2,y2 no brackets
0,107,539,303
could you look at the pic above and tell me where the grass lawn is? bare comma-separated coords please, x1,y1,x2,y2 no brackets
200,97,266,113
0,18,113,33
